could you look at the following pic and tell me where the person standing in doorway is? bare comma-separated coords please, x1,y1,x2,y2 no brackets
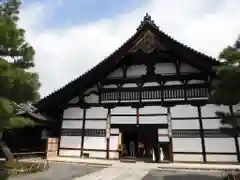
159,146,164,162
129,140,135,157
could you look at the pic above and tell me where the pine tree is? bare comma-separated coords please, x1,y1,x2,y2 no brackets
0,0,41,161
212,36,240,133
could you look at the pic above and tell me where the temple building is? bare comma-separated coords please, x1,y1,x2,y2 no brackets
36,14,240,163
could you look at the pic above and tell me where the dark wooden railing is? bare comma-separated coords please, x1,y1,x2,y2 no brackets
101,84,210,102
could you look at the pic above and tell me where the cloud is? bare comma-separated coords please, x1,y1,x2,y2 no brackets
19,0,240,97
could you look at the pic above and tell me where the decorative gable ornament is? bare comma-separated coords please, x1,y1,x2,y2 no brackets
131,13,167,53
130,30,165,53
137,13,159,31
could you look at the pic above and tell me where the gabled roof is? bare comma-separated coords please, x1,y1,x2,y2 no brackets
35,13,219,111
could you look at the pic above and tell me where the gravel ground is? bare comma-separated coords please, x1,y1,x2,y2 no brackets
142,170,223,180
9,162,106,180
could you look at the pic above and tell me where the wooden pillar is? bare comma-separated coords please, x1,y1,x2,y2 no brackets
106,108,111,159
80,109,86,157
197,106,206,163
160,82,164,103
167,107,173,162
183,81,187,101
136,108,140,158
57,112,63,156
229,105,240,162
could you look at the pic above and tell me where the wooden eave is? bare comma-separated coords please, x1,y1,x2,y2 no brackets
35,15,219,112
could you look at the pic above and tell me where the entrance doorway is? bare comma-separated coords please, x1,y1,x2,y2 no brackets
137,125,158,161
115,124,159,162
122,131,137,157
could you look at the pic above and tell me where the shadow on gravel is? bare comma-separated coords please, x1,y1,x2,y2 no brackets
163,174,221,180
0,170,8,180
8,163,105,180
142,170,222,180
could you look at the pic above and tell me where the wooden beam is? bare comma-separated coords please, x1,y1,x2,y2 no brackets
101,73,209,86
168,107,174,162
197,106,206,163
106,108,111,159
57,109,64,156
80,109,86,157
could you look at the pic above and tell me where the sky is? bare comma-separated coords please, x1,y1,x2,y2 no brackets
18,0,240,98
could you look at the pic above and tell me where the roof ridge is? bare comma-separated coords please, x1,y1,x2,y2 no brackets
137,13,159,31
36,23,147,108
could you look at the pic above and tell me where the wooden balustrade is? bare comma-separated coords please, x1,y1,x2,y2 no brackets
101,84,210,102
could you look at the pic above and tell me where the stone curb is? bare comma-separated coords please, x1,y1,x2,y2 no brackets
48,160,112,168
157,167,240,172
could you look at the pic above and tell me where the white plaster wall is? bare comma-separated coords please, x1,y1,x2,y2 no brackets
103,84,118,88
143,82,159,87
205,138,236,153
63,108,84,119
154,63,176,75
126,65,147,77
233,103,240,112
110,128,119,134
238,137,240,150
201,104,230,118
84,85,98,94
84,94,99,104
165,81,182,85
139,106,167,114
60,136,82,148
86,107,108,119
158,129,169,134
172,120,199,129
107,68,123,78
111,116,136,124
109,152,119,159
158,136,169,142
122,83,138,87
59,150,81,157
172,138,202,152
139,116,167,124
62,120,83,129
180,63,200,73
85,120,106,129
206,155,238,162
83,151,106,158
202,119,221,129
83,137,106,150
171,105,198,118
173,154,203,162
110,136,118,151
68,97,79,104
187,80,205,84
111,107,136,115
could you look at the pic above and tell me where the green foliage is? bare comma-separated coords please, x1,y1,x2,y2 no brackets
0,0,40,130
0,0,35,69
212,36,240,131
212,36,240,105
